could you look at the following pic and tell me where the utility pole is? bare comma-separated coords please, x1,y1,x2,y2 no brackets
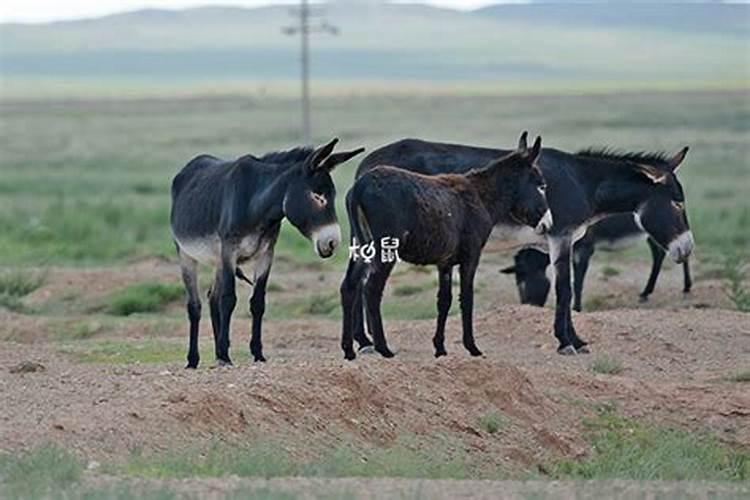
283,0,338,144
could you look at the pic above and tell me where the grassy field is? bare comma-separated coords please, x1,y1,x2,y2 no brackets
0,89,748,268
1,87,749,498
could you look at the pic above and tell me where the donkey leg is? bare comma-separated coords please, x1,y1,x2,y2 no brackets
215,250,237,366
249,253,273,363
572,240,594,312
640,238,665,301
549,236,579,355
179,253,201,369
459,258,482,357
340,259,367,360
207,285,221,358
364,261,396,358
682,259,692,294
433,266,453,357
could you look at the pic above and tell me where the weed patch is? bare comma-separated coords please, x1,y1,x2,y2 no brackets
106,282,184,316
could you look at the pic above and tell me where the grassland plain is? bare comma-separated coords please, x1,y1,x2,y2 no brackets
1,87,749,498
0,89,748,267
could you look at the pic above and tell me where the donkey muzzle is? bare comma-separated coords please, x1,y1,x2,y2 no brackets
534,209,554,235
668,230,694,263
312,223,341,259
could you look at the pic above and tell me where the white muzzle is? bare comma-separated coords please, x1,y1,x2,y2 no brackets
534,209,554,235
311,223,341,258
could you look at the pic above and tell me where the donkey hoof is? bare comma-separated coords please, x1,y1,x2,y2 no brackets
344,350,357,361
358,345,376,355
557,345,577,356
215,358,233,367
434,349,447,358
185,362,199,370
376,347,395,358
253,354,266,363
468,348,483,357
576,345,591,354
639,294,649,303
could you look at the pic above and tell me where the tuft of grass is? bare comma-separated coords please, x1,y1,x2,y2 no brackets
601,266,621,280
729,370,750,383
106,282,184,316
56,319,107,340
550,411,750,481
0,269,45,312
393,283,428,297
0,444,83,498
59,340,184,364
479,412,507,435
722,254,750,312
590,356,623,375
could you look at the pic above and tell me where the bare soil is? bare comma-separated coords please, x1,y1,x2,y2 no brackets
1,256,748,476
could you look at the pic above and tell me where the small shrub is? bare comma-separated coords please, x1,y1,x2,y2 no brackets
479,412,507,434
723,254,750,312
590,356,623,375
106,282,184,316
0,269,45,312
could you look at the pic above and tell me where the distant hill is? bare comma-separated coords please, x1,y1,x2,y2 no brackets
0,2,747,87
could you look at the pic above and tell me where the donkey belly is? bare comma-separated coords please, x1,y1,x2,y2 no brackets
175,234,221,265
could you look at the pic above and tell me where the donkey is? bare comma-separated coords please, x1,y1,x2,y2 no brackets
352,138,693,355
171,138,364,368
340,134,551,360
501,212,692,310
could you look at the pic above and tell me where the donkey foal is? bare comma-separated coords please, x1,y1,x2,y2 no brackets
340,134,551,360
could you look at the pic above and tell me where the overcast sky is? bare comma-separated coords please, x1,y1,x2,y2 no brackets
0,0,520,23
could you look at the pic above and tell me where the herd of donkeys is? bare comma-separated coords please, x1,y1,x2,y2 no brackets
170,132,694,368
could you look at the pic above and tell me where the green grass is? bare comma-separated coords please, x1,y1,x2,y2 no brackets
0,444,83,499
600,266,621,280
393,283,430,297
479,412,508,435
106,282,184,316
0,269,45,312
0,91,747,269
551,411,750,481
590,356,624,375
116,437,476,481
722,254,750,312
729,370,750,383
59,340,184,364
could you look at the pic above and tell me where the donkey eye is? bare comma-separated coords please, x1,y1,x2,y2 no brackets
311,192,328,208
538,184,547,194
672,201,684,211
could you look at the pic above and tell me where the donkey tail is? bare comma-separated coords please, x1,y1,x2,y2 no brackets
345,188,373,247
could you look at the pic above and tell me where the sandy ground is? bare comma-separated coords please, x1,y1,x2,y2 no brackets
0,255,748,495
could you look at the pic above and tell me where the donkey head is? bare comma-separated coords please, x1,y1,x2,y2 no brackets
500,247,550,306
509,132,552,235
284,138,365,258
633,148,693,263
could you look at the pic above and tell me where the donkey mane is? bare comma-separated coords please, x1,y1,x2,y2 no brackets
575,148,671,168
250,146,314,165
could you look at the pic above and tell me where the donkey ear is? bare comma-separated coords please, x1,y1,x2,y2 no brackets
307,137,339,172
320,147,366,172
528,135,542,164
500,265,517,275
517,131,529,152
669,146,689,173
637,164,668,185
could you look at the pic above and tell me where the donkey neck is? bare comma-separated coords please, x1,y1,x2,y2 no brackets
240,162,301,227
465,165,515,224
581,160,657,216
